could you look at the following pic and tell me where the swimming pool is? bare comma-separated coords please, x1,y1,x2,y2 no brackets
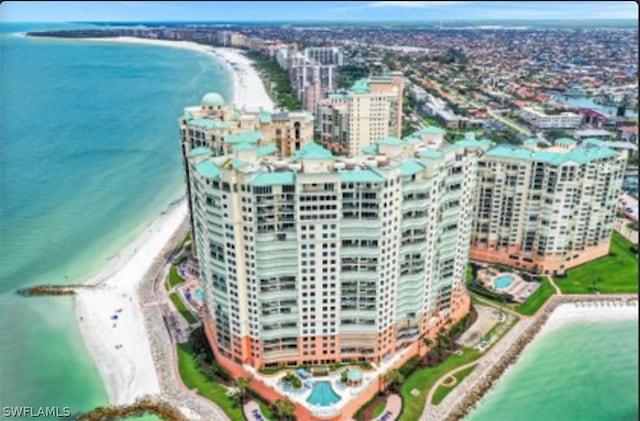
494,275,515,289
306,381,341,406
194,288,203,300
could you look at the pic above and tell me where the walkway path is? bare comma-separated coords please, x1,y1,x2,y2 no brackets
420,294,637,421
373,394,402,421
136,218,230,421
243,400,266,421
548,277,562,295
425,361,479,408
614,217,639,244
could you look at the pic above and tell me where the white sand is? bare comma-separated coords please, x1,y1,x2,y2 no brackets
72,36,274,405
537,300,638,338
75,201,187,404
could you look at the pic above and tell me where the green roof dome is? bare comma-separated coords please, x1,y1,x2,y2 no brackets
202,92,225,107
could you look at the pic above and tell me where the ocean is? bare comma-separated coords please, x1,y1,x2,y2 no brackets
0,23,231,418
467,319,639,421
1,22,638,421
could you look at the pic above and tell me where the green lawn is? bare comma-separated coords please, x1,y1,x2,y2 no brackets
257,400,277,421
398,348,481,421
168,266,185,288
466,264,474,283
515,278,555,315
372,401,386,418
555,232,638,294
431,365,477,405
179,232,192,249
170,292,197,324
176,344,244,421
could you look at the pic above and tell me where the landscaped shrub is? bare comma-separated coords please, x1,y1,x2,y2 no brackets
282,373,302,389
399,356,421,378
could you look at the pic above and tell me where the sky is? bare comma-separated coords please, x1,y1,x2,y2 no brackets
0,1,637,22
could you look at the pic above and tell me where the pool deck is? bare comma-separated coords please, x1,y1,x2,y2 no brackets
244,343,417,418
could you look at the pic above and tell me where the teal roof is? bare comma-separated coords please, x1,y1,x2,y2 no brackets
420,126,446,135
250,171,295,186
346,369,363,381
584,138,604,146
194,160,220,180
232,158,249,168
188,146,213,157
486,144,618,165
524,138,538,145
339,170,386,183
201,92,225,107
419,149,445,159
189,118,228,130
351,78,370,94
256,144,278,157
362,144,378,155
400,160,425,177
292,142,334,161
259,110,272,124
226,131,263,144
379,136,403,146
233,142,255,152
403,136,422,144
454,138,492,148
556,137,577,145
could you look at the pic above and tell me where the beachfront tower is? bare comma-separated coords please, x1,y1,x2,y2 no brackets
183,128,475,370
466,136,626,275
178,93,315,256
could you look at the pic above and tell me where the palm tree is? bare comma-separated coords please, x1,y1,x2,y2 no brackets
233,377,250,405
383,368,405,394
274,398,295,421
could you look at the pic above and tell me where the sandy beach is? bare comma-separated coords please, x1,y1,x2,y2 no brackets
536,300,638,337
80,36,274,111
71,36,274,405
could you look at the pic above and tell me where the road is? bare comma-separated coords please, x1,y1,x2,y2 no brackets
487,109,532,136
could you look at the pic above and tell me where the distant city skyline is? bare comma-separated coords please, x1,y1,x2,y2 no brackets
0,1,637,23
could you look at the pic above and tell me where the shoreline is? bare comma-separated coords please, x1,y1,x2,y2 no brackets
75,200,188,404
462,301,638,419
431,296,638,421
72,36,274,111
63,35,274,406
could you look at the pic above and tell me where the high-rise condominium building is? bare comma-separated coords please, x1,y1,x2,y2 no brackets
182,121,476,368
304,47,344,66
467,136,625,274
178,93,315,253
317,73,405,156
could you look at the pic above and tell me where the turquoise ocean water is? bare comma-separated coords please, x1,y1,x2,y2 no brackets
0,23,231,418
467,319,639,421
0,23,638,421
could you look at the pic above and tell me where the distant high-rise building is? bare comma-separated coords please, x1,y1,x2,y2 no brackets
286,47,343,114
317,73,404,156
304,46,344,66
